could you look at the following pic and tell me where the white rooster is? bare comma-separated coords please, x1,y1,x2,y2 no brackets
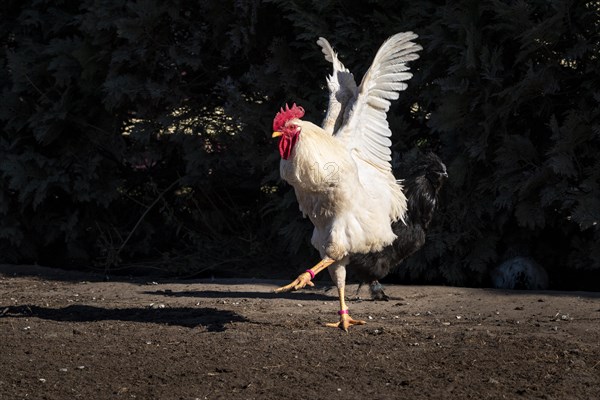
273,32,422,331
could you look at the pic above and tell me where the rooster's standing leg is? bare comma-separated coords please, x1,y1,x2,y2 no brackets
274,258,335,293
325,264,366,331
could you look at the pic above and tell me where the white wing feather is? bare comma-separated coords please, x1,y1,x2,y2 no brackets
335,32,422,172
316,37,358,135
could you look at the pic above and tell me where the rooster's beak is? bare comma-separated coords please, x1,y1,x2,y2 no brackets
272,131,283,138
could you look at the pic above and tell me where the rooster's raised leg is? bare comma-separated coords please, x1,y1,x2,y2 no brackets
274,258,335,293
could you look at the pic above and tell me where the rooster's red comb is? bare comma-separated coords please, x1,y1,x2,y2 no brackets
273,103,305,131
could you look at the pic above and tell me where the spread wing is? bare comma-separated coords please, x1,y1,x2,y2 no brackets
316,37,358,135
335,32,422,172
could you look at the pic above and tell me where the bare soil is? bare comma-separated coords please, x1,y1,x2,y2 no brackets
1,264,599,400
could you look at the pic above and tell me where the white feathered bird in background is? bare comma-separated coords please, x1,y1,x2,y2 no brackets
273,32,422,331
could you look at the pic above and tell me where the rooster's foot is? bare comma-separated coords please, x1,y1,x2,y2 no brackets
274,258,335,293
274,272,314,293
325,312,366,332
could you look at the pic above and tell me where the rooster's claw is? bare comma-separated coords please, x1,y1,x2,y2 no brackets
274,272,314,293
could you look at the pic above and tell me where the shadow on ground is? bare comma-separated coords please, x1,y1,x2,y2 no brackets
0,304,246,331
142,288,334,301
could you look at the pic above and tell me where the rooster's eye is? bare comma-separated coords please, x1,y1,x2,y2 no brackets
285,123,300,133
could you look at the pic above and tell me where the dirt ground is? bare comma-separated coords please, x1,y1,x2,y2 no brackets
1,265,599,400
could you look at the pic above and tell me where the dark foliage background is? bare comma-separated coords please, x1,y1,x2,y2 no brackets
1,0,599,289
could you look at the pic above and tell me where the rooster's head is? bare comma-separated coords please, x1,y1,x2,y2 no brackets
272,103,305,160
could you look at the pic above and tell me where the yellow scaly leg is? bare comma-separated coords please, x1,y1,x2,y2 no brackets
325,285,366,332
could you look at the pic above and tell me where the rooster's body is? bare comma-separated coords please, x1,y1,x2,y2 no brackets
280,118,405,259
273,32,423,330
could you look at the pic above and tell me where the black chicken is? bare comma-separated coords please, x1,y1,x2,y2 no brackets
350,152,448,300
